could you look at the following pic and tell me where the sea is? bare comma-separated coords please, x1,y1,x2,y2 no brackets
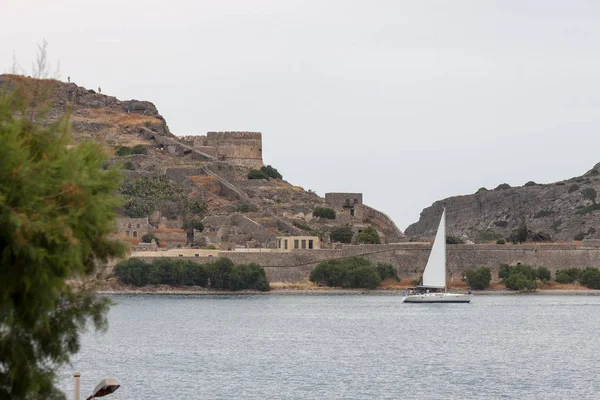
59,294,600,399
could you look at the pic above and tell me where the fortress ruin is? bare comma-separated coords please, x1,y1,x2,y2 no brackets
179,131,263,169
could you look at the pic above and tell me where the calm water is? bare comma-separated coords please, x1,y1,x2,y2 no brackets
60,294,600,399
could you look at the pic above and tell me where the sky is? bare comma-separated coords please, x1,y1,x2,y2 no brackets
3,0,600,230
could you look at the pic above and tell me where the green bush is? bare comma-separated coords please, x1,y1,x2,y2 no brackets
356,227,380,244
464,267,492,290
495,183,511,190
505,273,536,291
524,181,537,187
478,230,503,241
496,239,506,244
507,225,528,243
534,210,555,219
499,264,537,291
115,145,147,156
555,268,582,284
536,267,551,283
235,203,256,213
330,226,353,243
575,203,600,216
248,169,268,180
131,145,148,155
568,184,580,193
123,161,136,170
309,257,384,289
446,235,464,244
579,267,600,289
476,187,488,194
115,146,132,156
376,263,399,281
530,231,553,242
313,207,336,220
183,219,204,232
114,257,269,291
583,187,597,202
141,233,159,246
260,165,282,180
574,232,586,241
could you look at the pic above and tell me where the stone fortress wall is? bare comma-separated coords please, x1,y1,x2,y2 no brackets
179,131,263,169
161,242,600,282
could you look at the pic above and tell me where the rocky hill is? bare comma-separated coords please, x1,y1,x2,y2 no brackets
0,74,403,249
405,166,600,242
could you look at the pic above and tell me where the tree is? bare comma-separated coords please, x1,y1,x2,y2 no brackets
31,39,60,80
0,92,125,397
464,267,492,290
260,165,282,180
536,267,551,283
330,226,353,243
247,169,268,180
356,227,380,244
313,207,336,220
495,183,511,190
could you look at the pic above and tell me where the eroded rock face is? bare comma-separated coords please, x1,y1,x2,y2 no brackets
406,171,600,242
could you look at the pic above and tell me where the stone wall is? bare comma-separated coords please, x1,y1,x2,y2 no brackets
179,132,263,169
117,217,152,238
325,193,363,208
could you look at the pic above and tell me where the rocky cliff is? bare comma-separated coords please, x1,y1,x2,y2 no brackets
405,165,600,242
1,75,404,248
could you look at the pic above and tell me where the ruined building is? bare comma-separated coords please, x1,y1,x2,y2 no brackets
179,131,263,169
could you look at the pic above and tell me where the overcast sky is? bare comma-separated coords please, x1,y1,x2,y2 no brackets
3,0,600,230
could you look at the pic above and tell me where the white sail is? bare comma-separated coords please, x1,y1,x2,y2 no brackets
421,209,446,289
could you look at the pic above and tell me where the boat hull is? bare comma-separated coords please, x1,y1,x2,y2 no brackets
403,293,472,303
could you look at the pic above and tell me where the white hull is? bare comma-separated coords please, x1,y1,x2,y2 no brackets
403,293,472,303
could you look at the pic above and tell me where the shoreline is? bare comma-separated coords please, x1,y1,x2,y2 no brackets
97,286,600,296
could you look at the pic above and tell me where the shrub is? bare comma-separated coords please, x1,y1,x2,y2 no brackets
123,161,136,170
534,210,554,219
499,264,537,291
446,235,464,244
376,263,399,281
464,267,492,290
576,203,600,216
568,184,580,193
551,220,562,232
476,187,489,194
478,230,503,241
330,226,353,243
115,146,132,156
235,203,256,213
114,257,269,291
260,165,282,180
579,267,600,289
131,145,148,155
356,227,380,244
536,267,551,283
524,181,537,187
507,225,528,243
555,268,582,284
496,239,506,244
313,207,336,220
530,231,553,242
505,273,536,291
309,257,384,289
115,145,147,156
183,219,204,232
583,187,597,202
494,220,508,228
495,183,511,190
141,233,159,246
247,169,268,179
574,232,585,241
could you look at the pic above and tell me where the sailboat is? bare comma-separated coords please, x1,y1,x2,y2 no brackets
403,208,472,303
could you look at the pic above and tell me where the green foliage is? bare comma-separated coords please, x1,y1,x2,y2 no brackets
260,165,282,180
536,267,551,283
235,203,256,213
574,232,585,241
555,268,582,284
568,184,580,193
507,224,528,243
534,210,555,219
446,235,464,244
464,267,492,290
499,264,537,291
293,221,323,238
583,187,597,202
551,220,562,232
313,207,336,220
575,203,600,216
529,231,553,242
119,176,203,218
115,145,147,156
478,230,503,241
496,239,506,244
494,220,508,228
309,257,384,289
356,227,380,244
183,219,204,232
475,187,488,194
579,267,600,289
524,181,537,187
141,233,159,246
376,263,399,281
0,93,125,398
588,169,599,176
247,169,268,180
495,183,511,190
330,226,354,243
123,160,136,170
114,257,270,291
